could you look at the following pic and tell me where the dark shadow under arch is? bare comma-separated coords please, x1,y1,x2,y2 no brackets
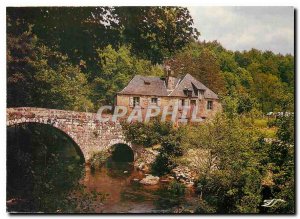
7,122,85,163
110,143,134,162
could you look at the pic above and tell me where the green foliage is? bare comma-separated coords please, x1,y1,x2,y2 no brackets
7,8,294,113
194,199,217,213
276,116,294,144
166,43,227,95
263,115,295,213
121,119,173,147
7,25,93,111
7,7,198,109
183,113,294,213
185,114,264,213
122,120,185,176
155,181,186,209
88,150,110,170
151,153,177,176
116,7,199,64
152,127,185,176
7,7,199,68
7,7,121,73
92,45,163,107
169,41,294,114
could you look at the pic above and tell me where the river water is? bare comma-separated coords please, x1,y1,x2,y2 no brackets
82,161,167,213
80,158,197,213
7,124,197,213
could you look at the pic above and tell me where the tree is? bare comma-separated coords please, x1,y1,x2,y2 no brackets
91,45,164,107
7,23,37,107
7,23,93,111
252,73,288,112
116,7,200,64
263,115,295,213
7,7,199,70
7,7,121,74
185,115,263,213
166,43,227,95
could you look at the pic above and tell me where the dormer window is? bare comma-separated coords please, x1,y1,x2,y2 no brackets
183,88,193,97
198,89,205,99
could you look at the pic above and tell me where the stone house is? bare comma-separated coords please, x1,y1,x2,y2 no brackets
115,73,222,121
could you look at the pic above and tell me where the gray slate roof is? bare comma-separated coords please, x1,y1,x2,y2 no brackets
118,74,219,99
118,75,169,96
169,74,218,99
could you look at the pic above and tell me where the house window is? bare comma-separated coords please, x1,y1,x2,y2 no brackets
190,100,196,106
133,97,140,106
207,101,213,110
181,99,185,106
151,97,158,105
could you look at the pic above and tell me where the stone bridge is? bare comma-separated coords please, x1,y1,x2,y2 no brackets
6,107,133,162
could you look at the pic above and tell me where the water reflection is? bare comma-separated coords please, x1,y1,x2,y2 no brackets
83,157,160,213
7,123,195,213
7,123,85,213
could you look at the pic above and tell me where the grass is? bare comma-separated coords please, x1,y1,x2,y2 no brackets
260,128,277,138
253,118,268,128
252,118,277,138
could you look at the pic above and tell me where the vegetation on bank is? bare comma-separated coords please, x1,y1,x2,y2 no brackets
89,150,111,171
121,113,294,213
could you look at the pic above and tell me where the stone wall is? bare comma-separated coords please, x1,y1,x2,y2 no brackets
116,94,222,120
6,107,132,161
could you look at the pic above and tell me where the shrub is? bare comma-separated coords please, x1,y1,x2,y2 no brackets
151,127,186,176
151,153,176,176
155,181,186,209
121,119,173,147
88,150,110,170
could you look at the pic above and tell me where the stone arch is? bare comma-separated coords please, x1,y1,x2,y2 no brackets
7,107,133,162
7,121,86,162
109,143,135,162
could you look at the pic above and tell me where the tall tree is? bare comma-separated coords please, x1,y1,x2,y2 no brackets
91,45,164,107
7,22,93,111
7,7,121,75
166,43,227,95
115,7,200,64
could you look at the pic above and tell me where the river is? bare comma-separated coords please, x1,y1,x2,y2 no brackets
7,123,197,213
81,159,197,213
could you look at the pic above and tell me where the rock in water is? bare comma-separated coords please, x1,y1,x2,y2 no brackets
140,175,160,185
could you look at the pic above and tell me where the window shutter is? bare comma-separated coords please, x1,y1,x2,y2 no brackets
157,98,161,106
129,97,133,107
148,97,151,105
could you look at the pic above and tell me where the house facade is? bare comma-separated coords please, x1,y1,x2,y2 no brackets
115,73,222,121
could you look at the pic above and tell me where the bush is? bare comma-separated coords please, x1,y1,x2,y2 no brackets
121,120,173,147
151,127,186,176
151,153,176,176
267,118,278,128
155,181,186,209
88,150,110,170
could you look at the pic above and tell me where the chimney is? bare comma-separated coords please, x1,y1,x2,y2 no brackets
163,64,177,90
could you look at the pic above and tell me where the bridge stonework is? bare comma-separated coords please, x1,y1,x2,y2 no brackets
6,107,132,162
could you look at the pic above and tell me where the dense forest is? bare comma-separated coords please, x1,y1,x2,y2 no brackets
7,7,294,213
7,7,294,114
